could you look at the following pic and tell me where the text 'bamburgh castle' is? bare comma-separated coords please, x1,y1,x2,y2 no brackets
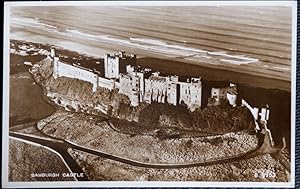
51,50,237,111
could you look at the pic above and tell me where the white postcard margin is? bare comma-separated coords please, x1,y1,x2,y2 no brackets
2,1,297,188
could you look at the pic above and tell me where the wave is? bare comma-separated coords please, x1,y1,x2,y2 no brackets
273,66,290,71
11,17,58,29
130,38,167,46
11,16,260,66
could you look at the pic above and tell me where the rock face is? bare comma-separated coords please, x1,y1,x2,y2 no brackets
32,56,256,133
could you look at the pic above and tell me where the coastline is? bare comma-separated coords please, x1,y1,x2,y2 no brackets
10,37,291,92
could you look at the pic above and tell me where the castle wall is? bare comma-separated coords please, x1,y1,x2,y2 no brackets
166,82,177,106
190,82,202,110
211,88,227,100
126,65,145,102
144,77,168,104
179,82,191,106
54,59,98,92
144,79,153,104
241,99,271,130
179,79,202,111
241,99,260,130
259,107,270,122
166,76,178,106
98,77,115,91
119,73,140,107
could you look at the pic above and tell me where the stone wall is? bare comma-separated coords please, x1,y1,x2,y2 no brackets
54,58,98,92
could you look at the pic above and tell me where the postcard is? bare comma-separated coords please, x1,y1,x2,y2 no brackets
2,1,297,188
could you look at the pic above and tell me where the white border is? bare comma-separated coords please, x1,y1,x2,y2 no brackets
290,0,297,187
3,2,11,188
2,1,297,188
4,1,298,6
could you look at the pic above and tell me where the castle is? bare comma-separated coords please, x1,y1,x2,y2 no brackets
51,50,204,111
49,49,272,133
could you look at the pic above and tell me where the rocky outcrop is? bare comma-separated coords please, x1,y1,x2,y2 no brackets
32,57,143,121
33,56,255,133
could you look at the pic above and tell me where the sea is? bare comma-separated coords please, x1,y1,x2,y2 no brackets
9,6,293,91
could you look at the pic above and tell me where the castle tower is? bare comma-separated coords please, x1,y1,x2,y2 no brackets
104,51,137,79
104,53,120,79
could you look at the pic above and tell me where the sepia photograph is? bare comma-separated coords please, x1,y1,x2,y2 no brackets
2,1,297,188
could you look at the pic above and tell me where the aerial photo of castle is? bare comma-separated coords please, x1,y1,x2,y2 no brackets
4,2,294,188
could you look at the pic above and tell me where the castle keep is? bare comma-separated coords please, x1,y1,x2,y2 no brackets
104,51,136,79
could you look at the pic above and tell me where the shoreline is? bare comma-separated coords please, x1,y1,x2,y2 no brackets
9,38,291,92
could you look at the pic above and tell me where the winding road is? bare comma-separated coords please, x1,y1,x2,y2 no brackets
9,129,271,171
